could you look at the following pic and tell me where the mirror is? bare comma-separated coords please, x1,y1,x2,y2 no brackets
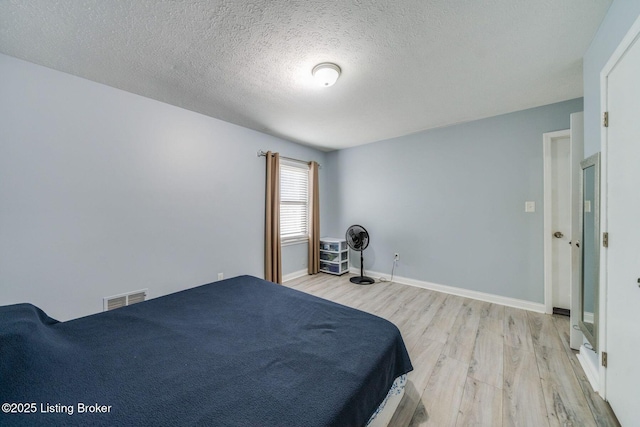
579,153,600,350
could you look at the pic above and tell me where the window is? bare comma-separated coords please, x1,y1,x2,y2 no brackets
280,160,309,244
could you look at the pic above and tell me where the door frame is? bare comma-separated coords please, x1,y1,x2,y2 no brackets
543,129,571,315
598,12,640,401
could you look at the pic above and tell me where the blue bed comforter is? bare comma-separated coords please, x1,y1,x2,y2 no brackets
0,275,412,426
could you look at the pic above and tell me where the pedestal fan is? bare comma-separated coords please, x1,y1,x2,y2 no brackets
346,225,375,285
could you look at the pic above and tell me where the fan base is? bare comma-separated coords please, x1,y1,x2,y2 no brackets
350,276,375,285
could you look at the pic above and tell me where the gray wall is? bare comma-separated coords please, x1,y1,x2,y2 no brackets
324,99,583,303
583,0,640,157
0,54,326,321
282,242,310,276
6,2,631,319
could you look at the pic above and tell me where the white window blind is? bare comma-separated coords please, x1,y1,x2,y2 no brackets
280,160,309,243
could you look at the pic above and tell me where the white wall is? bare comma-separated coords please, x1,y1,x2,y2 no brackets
0,54,326,321
324,99,583,303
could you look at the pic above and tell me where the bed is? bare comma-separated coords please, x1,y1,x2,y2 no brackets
0,275,412,426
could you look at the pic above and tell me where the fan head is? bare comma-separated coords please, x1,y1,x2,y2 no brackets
346,225,370,251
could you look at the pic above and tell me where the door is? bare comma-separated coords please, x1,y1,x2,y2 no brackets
569,112,585,350
550,135,572,311
604,25,640,426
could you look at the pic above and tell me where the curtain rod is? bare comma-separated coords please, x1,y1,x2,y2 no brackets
257,150,321,168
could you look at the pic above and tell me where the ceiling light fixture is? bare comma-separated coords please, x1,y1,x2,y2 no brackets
312,63,341,87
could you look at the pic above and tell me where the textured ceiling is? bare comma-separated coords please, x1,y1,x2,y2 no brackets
0,0,611,150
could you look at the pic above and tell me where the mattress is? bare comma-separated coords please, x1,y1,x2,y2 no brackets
0,275,412,426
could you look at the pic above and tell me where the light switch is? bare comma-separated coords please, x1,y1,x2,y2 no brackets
585,200,592,212
525,201,535,213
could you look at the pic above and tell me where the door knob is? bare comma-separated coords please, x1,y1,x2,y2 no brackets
554,231,564,238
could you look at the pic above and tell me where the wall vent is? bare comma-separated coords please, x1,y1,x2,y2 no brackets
103,289,148,312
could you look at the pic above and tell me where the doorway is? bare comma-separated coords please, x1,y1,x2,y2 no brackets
543,130,572,315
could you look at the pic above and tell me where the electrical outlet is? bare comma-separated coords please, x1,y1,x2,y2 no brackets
218,273,224,281
394,253,399,261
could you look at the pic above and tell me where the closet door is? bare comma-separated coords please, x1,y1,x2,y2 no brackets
604,24,640,426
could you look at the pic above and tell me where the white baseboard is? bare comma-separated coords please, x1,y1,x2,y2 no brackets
577,346,599,392
283,269,308,283
350,268,546,313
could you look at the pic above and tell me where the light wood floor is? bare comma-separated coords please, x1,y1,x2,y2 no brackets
285,273,620,427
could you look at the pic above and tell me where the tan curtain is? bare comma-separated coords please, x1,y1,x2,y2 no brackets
308,161,320,274
265,151,282,284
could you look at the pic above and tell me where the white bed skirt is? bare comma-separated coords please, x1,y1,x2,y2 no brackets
366,374,407,427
